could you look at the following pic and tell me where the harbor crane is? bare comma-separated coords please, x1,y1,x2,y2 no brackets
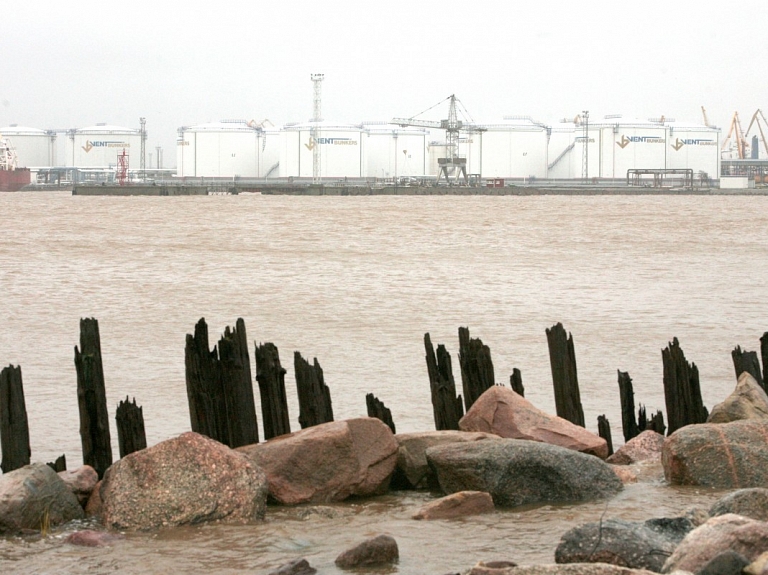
392,94,470,184
744,109,768,158
722,109,768,159
722,111,747,158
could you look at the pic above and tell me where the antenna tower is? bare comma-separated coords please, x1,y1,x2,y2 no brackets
311,73,324,184
116,148,129,186
139,117,147,181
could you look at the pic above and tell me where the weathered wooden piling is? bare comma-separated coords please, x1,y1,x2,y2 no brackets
0,365,31,473
294,352,334,429
255,342,290,440
545,322,585,427
617,370,639,442
74,318,113,479
424,333,463,430
115,396,147,458
47,454,66,472
638,405,666,436
732,345,764,390
597,415,614,456
510,368,524,397
662,337,708,435
458,327,495,412
366,393,396,434
218,319,259,447
761,332,768,388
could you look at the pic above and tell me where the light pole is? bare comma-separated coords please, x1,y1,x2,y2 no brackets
582,110,589,183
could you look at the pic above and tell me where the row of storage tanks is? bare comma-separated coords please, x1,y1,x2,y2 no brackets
1,116,721,179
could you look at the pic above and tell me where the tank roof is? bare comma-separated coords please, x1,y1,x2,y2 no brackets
77,124,139,134
0,125,47,135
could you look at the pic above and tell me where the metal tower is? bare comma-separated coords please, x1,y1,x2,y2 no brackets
311,73,324,184
139,117,147,181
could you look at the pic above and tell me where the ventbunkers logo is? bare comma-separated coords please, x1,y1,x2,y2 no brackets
616,135,665,148
305,137,358,150
671,138,716,151
81,140,130,153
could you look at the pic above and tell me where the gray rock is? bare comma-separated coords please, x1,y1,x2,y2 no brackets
696,550,749,575
426,438,622,508
555,517,694,572
467,565,659,575
0,463,84,534
335,534,399,569
709,488,768,521
707,372,768,423
267,558,317,575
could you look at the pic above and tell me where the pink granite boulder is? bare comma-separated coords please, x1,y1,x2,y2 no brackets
459,386,608,458
606,431,664,465
58,465,99,507
413,490,495,520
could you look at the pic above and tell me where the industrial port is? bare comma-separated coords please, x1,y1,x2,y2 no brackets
2,75,767,193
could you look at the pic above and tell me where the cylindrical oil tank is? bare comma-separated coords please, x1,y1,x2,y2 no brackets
547,119,600,180
363,123,428,179
66,124,141,169
176,120,275,178
0,125,56,168
470,117,549,179
280,122,365,179
666,122,720,178
592,116,668,179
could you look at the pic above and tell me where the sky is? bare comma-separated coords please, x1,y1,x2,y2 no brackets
3,1,767,167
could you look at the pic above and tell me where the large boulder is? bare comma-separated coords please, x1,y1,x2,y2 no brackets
0,463,85,534
335,534,399,569
662,420,768,487
555,517,695,572
238,417,397,505
662,513,768,573
709,488,768,521
426,438,622,508
707,372,768,423
58,465,99,507
100,431,268,531
393,430,499,489
606,431,665,465
459,386,608,458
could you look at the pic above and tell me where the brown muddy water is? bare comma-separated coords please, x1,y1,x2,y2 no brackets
1,192,767,573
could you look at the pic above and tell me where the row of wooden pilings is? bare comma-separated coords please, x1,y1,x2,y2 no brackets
2,318,768,478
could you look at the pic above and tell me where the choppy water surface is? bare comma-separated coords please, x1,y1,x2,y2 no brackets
1,192,767,574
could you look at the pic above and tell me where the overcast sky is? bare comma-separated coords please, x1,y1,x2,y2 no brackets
3,1,767,166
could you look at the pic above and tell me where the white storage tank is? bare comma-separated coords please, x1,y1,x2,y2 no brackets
66,124,141,169
592,116,668,179
280,122,365,179
0,125,56,168
467,117,549,179
547,120,581,179
176,120,276,178
363,123,428,179
666,121,720,178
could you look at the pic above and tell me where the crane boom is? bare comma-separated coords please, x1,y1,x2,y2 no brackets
391,117,442,129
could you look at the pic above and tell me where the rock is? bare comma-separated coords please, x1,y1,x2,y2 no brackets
745,551,768,575
266,558,317,575
426,438,622,508
238,417,397,505
393,430,499,490
606,431,665,465
467,560,518,574
696,550,750,575
707,372,768,423
662,514,768,573
412,490,494,520
334,534,399,569
467,564,659,575
458,386,608,458
58,465,99,507
662,420,768,487
709,488,768,521
555,517,694,572
64,529,125,547
610,465,638,484
84,479,103,518
0,463,84,534
100,431,268,531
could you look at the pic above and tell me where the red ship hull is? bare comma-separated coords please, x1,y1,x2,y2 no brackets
0,168,31,192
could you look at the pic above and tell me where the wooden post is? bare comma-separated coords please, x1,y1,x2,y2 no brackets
366,393,396,434
617,370,639,443
662,337,708,435
761,332,768,389
115,396,147,458
545,322,585,427
597,415,613,457
510,368,524,397
648,410,666,435
0,365,31,473
46,454,66,472
294,352,334,429
255,341,290,440
458,327,495,412
74,318,113,479
424,333,463,430
218,319,259,447
185,318,230,446
732,345,765,390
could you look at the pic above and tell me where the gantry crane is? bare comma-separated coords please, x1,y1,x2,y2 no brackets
722,111,748,159
392,94,469,184
744,109,768,158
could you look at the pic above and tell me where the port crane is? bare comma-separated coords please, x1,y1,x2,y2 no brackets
722,111,747,158
392,94,471,184
744,109,768,158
